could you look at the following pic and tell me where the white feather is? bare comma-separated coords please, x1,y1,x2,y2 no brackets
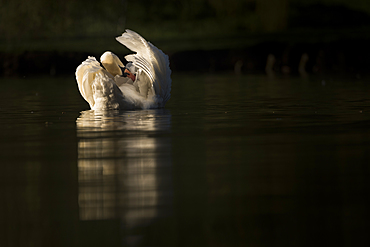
75,30,172,110
116,29,172,105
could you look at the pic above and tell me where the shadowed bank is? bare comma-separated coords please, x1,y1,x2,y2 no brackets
1,0,370,76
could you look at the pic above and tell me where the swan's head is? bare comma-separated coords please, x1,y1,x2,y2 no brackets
121,66,136,82
100,51,136,82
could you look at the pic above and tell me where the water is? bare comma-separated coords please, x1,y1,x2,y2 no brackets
1,74,369,247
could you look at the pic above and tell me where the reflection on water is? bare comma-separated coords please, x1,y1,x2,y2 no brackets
2,74,370,247
76,109,172,244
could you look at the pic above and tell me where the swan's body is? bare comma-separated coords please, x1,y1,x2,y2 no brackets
76,30,171,110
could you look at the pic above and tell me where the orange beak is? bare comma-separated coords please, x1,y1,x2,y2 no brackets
124,68,136,82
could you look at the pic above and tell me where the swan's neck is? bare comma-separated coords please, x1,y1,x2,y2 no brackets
102,62,122,77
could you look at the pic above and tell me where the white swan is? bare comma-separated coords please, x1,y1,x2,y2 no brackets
75,29,171,110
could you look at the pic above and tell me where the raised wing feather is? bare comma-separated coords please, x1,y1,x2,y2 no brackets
76,56,102,108
76,56,121,109
116,30,172,105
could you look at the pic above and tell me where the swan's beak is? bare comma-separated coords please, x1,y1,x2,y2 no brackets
120,66,136,82
124,68,136,82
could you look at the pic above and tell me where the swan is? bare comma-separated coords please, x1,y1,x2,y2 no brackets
75,29,171,110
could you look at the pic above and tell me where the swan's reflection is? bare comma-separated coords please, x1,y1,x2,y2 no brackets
76,109,172,231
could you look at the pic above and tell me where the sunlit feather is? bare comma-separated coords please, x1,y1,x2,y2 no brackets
75,30,172,110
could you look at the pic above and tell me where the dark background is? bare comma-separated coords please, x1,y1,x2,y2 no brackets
1,0,370,76
1,1,370,247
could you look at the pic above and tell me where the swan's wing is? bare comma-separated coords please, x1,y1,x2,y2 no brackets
92,73,125,110
76,56,121,109
76,56,102,108
116,29,172,105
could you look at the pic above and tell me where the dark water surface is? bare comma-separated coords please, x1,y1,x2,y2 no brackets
1,74,370,247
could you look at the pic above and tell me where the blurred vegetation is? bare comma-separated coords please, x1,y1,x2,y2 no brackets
1,0,370,76
1,0,370,52
0,0,124,39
